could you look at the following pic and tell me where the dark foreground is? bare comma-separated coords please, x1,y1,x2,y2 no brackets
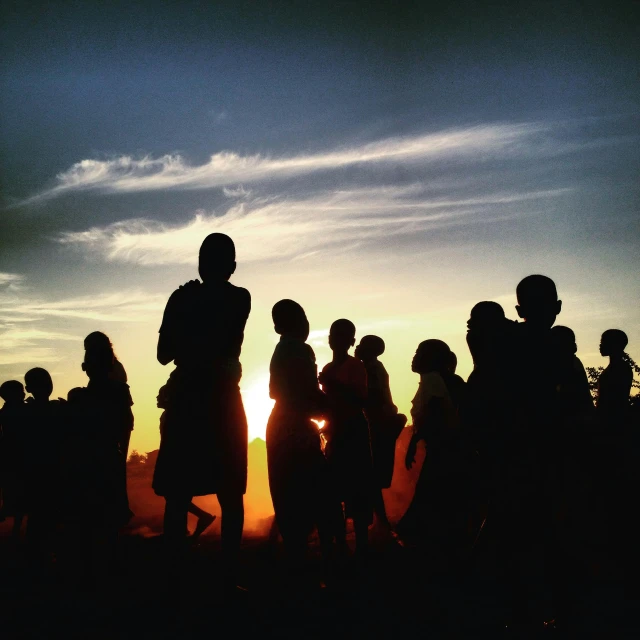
1,524,639,639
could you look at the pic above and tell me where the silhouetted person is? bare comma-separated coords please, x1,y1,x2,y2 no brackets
84,332,132,454
463,301,514,527
549,326,594,422
157,384,216,540
496,274,564,630
60,343,133,589
266,300,336,572
597,329,633,427
23,367,64,565
354,335,406,529
0,380,27,538
153,233,250,589
319,319,373,557
398,340,466,552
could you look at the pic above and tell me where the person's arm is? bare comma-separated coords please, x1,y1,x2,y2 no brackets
157,290,181,365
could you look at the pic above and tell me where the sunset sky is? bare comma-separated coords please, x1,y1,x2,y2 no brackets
1,1,638,455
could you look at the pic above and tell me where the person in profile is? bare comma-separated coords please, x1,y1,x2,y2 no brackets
83,332,131,454
319,319,372,558
156,384,216,541
23,368,65,563
398,340,465,551
0,380,27,538
266,300,335,571
597,329,633,427
152,233,250,589
354,335,406,529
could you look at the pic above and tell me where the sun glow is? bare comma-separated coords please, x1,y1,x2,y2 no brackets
241,373,274,442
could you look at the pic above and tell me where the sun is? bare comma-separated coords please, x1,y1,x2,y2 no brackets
240,373,274,442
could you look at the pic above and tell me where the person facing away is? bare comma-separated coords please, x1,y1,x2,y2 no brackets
152,232,250,586
23,368,65,558
266,299,336,567
319,319,373,556
156,385,216,541
549,326,594,423
397,339,464,545
83,332,131,454
0,380,27,537
597,329,633,427
354,334,406,528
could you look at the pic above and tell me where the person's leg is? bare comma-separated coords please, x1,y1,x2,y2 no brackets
188,502,216,540
217,490,244,586
164,495,191,546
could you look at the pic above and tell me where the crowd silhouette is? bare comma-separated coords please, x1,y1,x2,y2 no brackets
1,233,638,634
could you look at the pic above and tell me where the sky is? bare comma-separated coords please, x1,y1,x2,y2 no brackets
1,1,639,455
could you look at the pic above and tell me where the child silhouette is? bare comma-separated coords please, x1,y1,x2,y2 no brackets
319,319,372,557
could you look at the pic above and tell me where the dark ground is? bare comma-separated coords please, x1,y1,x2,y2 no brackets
1,523,639,639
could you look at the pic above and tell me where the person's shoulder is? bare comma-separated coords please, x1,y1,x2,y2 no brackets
347,355,367,374
226,282,251,305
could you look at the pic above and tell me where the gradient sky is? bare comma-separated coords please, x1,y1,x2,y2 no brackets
1,1,639,454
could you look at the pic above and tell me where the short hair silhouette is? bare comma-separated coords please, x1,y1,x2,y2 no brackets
272,299,308,337
600,329,628,355
0,380,25,403
67,387,84,402
359,335,385,357
413,339,451,374
515,274,561,327
83,333,115,377
198,233,236,282
330,319,356,338
24,367,53,399
550,325,577,355
469,301,505,324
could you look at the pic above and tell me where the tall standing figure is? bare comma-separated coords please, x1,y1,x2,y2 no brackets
152,233,250,586
319,319,373,557
266,299,334,569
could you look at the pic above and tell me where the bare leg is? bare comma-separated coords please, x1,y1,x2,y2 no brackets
188,502,216,540
217,490,244,587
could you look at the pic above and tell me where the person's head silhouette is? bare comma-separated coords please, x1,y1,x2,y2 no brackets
84,331,112,352
468,301,505,330
272,299,310,341
354,335,385,364
599,329,628,358
24,368,53,402
412,339,451,375
82,337,115,380
0,380,25,405
550,325,577,356
516,274,561,330
157,384,169,410
198,233,236,283
329,319,356,357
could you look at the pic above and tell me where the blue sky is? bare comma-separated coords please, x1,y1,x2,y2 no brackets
1,1,638,449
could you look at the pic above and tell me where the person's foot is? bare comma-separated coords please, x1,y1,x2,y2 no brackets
191,513,216,541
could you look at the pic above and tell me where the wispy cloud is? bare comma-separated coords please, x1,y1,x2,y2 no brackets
0,289,165,323
23,122,566,202
0,272,25,292
57,185,570,265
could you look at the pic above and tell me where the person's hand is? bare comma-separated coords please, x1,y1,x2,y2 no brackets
405,438,417,470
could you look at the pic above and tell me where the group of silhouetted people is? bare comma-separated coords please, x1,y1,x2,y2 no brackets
1,232,637,629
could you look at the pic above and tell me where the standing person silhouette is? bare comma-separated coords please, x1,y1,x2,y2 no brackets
0,380,27,538
153,233,250,590
597,329,633,426
266,300,335,573
83,332,132,456
319,319,373,558
498,275,564,631
354,335,406,529
23,368,65,566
